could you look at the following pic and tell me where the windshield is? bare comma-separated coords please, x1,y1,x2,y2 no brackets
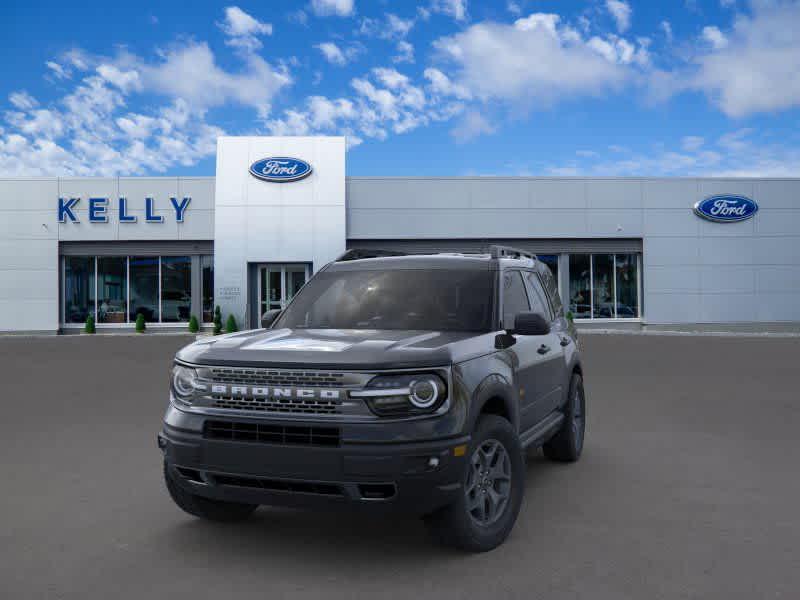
274,268,495,332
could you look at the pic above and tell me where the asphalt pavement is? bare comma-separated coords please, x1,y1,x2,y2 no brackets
1,333,798,600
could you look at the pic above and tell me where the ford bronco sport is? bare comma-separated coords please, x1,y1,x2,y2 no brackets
159,246,586,552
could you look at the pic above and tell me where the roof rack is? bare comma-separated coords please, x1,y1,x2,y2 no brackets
488,245,537,261
335,248,407,262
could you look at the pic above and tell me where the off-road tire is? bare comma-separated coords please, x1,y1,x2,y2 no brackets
424,415,524,552
543,373,586,462
164,462,258,522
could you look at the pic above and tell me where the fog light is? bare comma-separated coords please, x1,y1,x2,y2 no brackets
428,457,440,469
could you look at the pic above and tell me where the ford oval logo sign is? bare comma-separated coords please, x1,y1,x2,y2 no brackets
693,195,758,223
249,157,312,183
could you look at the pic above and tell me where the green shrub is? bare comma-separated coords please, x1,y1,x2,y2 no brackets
135,313,146,333
188,315,199,333
225,314,238,334
213,306,222,335
84,315,95,334
566,311,574,323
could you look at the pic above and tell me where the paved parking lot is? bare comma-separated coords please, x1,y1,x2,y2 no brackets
1,333,799,600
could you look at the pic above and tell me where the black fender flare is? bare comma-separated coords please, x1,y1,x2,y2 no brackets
468,373,519,433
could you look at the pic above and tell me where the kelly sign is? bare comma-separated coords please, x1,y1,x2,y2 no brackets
58,197,191,223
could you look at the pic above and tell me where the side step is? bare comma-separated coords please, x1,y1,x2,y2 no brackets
519,412,565,449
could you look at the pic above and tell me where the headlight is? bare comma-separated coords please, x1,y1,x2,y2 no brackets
351,373,447,416
171,364,200,405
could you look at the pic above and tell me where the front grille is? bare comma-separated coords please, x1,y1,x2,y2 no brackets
211,395,341,414
213,474,344,497
204,420,341,447
208,367,348,388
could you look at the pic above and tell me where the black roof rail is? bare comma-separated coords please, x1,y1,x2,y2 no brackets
488,245,537,261
335,248,407,262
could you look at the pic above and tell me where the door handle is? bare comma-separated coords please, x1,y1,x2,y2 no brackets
560,336,571,347
537,344,551,355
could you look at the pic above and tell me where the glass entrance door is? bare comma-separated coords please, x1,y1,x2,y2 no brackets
258,264,310,315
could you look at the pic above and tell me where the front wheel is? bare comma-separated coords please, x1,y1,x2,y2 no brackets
424,415,524,552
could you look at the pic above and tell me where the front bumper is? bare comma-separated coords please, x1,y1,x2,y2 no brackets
160,409,470,516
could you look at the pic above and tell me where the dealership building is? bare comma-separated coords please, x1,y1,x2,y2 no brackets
1,135,798,334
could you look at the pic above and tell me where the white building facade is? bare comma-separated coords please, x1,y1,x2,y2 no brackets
1,136,798,334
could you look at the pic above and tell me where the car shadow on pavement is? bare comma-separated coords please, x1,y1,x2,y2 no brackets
154,451,566,565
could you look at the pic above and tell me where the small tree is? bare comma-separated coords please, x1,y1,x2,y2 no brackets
135,313,146,333
225,314,238,334
188,315,199,333
213,306,222,335
566,311,574,323
84,314,96,334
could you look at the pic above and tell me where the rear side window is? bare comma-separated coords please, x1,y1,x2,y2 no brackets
524,271,552,321
537,265,563,316
502,271,530,329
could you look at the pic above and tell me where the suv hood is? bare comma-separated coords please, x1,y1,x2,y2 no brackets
177,327,491,370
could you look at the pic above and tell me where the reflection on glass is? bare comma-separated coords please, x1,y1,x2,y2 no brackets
537,254,558,283
287,268,306,301
592,254,614,318
615,254,639,318
269,270,281,303
64,256,95,323
568,254,591,318
201,255,214,322
161,256,191,322
129,256,159,322
97,257,127,323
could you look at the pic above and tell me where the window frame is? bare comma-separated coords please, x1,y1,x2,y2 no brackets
500,269,532,330
523,270,554,322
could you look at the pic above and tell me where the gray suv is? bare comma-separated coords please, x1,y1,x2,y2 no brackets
159,246,586,551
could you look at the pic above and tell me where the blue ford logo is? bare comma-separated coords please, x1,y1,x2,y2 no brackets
249,157,313,182
693,195,758,223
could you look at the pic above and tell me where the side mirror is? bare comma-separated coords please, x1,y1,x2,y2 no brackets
261,309,282,329
511,312,551,336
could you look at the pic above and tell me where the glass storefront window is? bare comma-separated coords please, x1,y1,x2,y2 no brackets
64,256,95,324
201,255,214,323
568,254,591,318
161,256,191,322
592,254,614,318
615,254,639,318
567,252,640,319
97,257,127,323
129,256,159,322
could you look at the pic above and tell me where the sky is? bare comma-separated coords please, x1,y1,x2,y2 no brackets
1,0,799,177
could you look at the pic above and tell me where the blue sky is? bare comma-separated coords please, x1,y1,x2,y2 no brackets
1,0,798,177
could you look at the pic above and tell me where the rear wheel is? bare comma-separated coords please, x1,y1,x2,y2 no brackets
163,462,258,522
543,373,586,462
424,415,524,552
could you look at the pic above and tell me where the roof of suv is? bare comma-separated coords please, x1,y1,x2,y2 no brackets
327,248,539,272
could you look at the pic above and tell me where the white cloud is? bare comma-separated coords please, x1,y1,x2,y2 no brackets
720,0,736,7
423,67,472,100
218,6,272,51
606,0,632,33
386,14,414,38
430,0,468,21
314,42,362,66
432,13,639,107
507,1,522,16
9,91,38,111
393,41,415,63
451,110,496,142
690,1,800,116
310,0,354,17
660,20,673,43
546,128,800,177
45,61,71,80
681,135,704,152
701,25,728,49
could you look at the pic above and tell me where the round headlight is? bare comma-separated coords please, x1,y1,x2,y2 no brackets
409,378,440,408
172,365,197,400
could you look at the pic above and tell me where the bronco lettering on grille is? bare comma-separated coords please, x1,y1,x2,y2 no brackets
210,384,341,400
